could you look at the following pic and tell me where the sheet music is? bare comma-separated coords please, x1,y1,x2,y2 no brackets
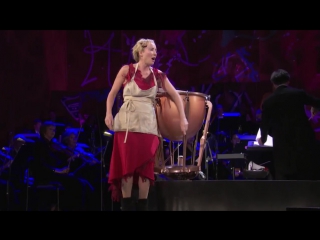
252,128,273,147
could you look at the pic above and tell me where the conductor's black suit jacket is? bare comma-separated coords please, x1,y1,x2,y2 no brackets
261,85,320,180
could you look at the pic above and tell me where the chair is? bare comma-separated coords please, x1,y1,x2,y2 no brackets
25,169,64,211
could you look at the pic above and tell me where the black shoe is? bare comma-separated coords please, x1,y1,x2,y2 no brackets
121,197,135,211
136,199,148,211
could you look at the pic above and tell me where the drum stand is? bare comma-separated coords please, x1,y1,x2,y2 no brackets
203,140,214,180
154,95,213,181
194,101,213,178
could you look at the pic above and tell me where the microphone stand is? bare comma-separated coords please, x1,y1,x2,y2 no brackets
93,105,105,211
100,136,110,211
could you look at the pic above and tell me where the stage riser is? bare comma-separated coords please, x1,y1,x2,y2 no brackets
150,180,320,211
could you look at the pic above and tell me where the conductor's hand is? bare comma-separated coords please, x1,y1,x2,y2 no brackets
257,138,264,146
105,114,114,130
180,117,189,136
311,107,319,119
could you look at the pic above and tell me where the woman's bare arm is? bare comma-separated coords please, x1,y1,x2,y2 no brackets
106,65,129,116
160,71,188,134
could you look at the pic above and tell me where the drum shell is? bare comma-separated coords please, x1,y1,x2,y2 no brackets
156,91,209,141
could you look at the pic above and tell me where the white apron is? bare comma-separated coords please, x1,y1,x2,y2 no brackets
113,64,159,143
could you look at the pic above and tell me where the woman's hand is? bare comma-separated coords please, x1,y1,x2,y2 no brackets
105,114,114,130
180,117,189,136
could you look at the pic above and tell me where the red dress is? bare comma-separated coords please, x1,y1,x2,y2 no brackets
108,63,164,201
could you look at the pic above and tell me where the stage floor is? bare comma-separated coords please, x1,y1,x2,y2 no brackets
147,180,320,211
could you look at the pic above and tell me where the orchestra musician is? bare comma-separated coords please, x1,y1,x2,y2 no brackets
0,135,23,176
0,134,34,210
59,129,101,210
30,121,94,211
0,134,32,184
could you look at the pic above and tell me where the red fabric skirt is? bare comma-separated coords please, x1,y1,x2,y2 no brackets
108,131,160,201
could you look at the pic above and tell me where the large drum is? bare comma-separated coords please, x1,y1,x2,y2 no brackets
155,91,210,141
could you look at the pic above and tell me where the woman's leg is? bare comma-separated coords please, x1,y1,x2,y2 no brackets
121,176,134,211
121,176,133,197
138,177,150,199
137,177,150,211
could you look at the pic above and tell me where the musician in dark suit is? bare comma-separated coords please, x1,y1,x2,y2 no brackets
30,121,94,211
257,69,320,180
0,135,34,210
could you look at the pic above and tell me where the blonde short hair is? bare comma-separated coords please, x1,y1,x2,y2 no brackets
132,38,155,62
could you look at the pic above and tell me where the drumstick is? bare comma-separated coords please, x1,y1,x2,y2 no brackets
197,101,213,169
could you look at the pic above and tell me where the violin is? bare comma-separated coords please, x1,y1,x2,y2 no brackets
73,147,100,165
50,141,65,152
63,146,97,164
50,139,79,160
54,125,100,169
53,142,99,167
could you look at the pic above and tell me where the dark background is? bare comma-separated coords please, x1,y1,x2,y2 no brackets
1,30,320,146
